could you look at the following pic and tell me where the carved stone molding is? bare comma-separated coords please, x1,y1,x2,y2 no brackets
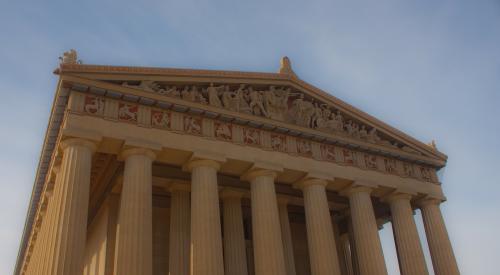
76,93,438,184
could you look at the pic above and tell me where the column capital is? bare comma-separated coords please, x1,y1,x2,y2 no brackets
293,178,328,190
60,138,97,153
121,147,156,160
241,160,283,181
184,159,221,172
241,168,278,181
382,192,414,204
340,185,373,197
183,150,225,172
417,197,444,208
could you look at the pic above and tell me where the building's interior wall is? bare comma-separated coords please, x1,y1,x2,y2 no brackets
152,206,170,275
291,222,311,275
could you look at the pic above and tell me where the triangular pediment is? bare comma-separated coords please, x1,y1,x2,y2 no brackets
57,59,447,167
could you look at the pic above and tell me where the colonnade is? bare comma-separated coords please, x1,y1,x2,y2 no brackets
24,139,460,275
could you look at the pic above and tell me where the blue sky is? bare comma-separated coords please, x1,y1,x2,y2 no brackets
1,0,499,274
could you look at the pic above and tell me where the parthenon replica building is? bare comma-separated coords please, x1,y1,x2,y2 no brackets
15,50,460,275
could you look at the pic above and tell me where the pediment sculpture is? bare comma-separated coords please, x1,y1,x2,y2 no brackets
121,80,421,154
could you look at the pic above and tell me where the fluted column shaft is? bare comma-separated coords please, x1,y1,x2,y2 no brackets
41,167,62,275
35,195,52,275
299,179,342,275
278,200,297,275
420,199,460,275
168,187,191,275
387,194,428,275
114,148,155,275
347,222,361,275
247,170,286,275
345,186,388,275
222,191,248,275
188,159,225,275
340,234,355,275
45,138,95,275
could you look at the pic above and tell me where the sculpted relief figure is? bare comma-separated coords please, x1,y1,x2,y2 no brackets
264,86,290,121
297,140,312,155
123,81,161,93
314,104,330,129
367,128,381,143
311,102,325,128
181,86,205,103
403,163,414,177
243,128,260,145
345,120,355,136
84,96,104,115
215,123,232,140
222,85,240,112
272,87,291,121
205,83,223,107
236,84,252,114
152,111,170,128
118,103,137,121
59,49,81,64
165,86,181,98
289,94,315,127
321,145,336,161
359,125,368,139
334,111,344,131
140,81,162,92
271,134,286,152
184,116,201,134
248,87,268,117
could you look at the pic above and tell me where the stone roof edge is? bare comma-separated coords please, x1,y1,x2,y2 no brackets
13,78,66,275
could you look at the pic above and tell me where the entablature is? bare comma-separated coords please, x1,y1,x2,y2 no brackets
63,88,443,193
61,75,445,169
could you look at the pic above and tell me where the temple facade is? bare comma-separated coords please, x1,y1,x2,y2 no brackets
15,50,460,275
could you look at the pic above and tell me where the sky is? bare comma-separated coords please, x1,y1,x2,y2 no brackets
0,0,499,274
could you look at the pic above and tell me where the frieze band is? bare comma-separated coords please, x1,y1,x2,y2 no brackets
80,93,437,183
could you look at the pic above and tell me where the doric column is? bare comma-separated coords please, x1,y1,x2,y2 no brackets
277,198,297,275
347,221,361,275
245,169,286,275
41,167,61,275
186,159,225,275
340,234,355,275
45,138,96,275
385,193,428,275
343,186,388,275
419,198,460,275
221,189,248,275
168,184,191,275
36,193,53,275
296,178,342,275
114,148,155,275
